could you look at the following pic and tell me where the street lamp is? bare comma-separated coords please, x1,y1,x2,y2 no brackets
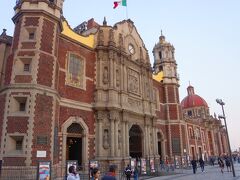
216,98,236,177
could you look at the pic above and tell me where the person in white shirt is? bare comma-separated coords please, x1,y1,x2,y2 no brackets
67,165,80,180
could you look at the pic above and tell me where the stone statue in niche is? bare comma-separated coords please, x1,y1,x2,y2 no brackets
145,81,150,98
116,69,120,87
166,66,172,77
103,129,109,149
118,33,123,48
109,29,114,42
103,66,108,84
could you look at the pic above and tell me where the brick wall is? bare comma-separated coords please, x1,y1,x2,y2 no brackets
181,125,186,150
59,106,95,134
40,18,54,54
57,38,96,103
4,54,14,85
169,104,178,120
24,17,40,26
6,117,29,133
171,125,180,138
37,53,54,87
14,75,32,83
21,42,36,49
31,94,53,165
0,94,6,147
167,86,175,103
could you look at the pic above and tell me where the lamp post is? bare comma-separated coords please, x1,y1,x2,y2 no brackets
216,98,236,177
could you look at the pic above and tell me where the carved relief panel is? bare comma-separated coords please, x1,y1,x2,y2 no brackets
127,68,140,95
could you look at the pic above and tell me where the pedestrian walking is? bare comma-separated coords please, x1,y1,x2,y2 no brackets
125,164,132,180
225,156,231,172
199,157,205,172
67,165,80,180
133,166,138,180
191,158,197,174
101,165,117,180
91,168,100,180
218,157,224,173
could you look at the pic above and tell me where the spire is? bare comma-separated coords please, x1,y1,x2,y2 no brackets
159,29,165,43
1,29,7,36
103,16,107,26
187,85,195,95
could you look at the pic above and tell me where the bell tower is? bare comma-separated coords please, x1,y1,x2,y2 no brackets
152,32,184,158
0,0,64,167
153,31,179,85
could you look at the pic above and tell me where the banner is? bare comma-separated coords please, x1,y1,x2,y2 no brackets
37,161,51,180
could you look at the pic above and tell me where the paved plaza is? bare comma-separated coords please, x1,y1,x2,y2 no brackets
150,163,240,180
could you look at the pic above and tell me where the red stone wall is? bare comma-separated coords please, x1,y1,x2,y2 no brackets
0,94,6,147
169,104,178,120
31,94,53,165
167,86,175,103
21,42,36,49
24,17,40,26
6,117,29,133
181,125,187,150
14,75,32,83
57,37,96,103
12,18,22,51
4,54,14,85
171,125,180,138
37,53,54,87
40,18,54,54
59,106,95,135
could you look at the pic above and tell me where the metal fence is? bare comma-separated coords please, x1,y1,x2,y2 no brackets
0,160,193,180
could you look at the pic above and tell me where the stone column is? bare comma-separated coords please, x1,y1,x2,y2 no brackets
153,127,158,155
122,121,126,156
218,131,223,155
115,119,119,156
82,132,87,166
211,130,216,156
144,125,148,156
125,121,129,156
110,118,115,157
98,119,103,156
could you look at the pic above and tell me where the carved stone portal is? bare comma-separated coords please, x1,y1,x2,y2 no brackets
128,69,139,94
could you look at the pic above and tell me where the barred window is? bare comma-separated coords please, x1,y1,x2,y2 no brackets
37,136,48,145
172,138,181,154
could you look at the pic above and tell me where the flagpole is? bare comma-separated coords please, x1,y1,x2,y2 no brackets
126,3,128,19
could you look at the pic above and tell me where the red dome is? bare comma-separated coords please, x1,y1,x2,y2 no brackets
181,85,208,109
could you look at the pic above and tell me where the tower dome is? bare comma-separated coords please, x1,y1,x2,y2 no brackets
181,85,208,109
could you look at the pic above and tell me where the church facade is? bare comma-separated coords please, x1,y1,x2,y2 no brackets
0,0,228,175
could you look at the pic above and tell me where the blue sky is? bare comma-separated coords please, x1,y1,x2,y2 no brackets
0,0,240,150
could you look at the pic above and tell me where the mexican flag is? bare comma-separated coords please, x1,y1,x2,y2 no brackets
113,0,127,9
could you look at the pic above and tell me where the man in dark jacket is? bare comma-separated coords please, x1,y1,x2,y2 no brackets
191,159,197,174
102,165,117,180
125,164,132,180
199,157,205,172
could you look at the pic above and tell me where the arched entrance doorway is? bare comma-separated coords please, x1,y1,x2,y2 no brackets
129,125,143,158
66,123,84,166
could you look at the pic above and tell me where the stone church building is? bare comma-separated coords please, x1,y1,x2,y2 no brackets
0,0,228,176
